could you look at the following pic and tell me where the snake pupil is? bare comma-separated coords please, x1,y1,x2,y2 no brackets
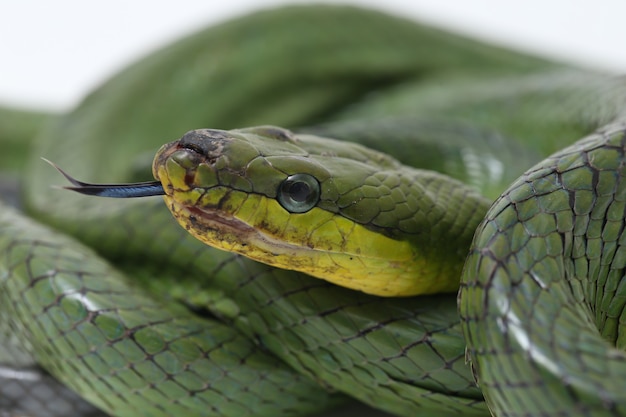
277,174,320,213
288,182,310,202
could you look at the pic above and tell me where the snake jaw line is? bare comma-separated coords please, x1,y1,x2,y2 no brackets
165,190,451,297
167,197,316,260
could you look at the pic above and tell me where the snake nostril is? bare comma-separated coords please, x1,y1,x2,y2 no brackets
179,142,204,157
178,133,207,155
178,129,229,157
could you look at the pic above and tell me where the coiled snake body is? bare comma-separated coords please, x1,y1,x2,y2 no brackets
1,5,625,417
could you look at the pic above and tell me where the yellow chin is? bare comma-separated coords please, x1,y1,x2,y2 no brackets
164,192,459,297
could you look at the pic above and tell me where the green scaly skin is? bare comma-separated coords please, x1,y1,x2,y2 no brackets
459,123,626,415
0,5,625,417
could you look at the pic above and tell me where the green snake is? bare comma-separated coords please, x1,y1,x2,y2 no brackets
1,5,626,417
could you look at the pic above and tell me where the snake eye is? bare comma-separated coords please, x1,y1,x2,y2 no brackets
277,174,320,213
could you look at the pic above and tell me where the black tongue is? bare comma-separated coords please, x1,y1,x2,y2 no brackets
43,158,165,198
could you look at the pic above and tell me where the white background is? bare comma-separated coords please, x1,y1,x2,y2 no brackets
2,0,625,111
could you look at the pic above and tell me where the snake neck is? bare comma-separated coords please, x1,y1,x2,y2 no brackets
394,169,492,294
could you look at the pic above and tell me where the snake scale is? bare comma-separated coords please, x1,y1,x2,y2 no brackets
1,5,625,417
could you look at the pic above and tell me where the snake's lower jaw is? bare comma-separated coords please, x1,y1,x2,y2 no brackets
164,195,459,297
166,196,303,257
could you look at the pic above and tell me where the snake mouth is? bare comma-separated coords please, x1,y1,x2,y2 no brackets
170,200,306,258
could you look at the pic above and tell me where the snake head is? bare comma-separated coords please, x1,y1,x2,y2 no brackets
151,126,463,297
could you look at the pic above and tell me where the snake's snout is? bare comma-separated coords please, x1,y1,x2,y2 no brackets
153,129,227,177
152,129,237,197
